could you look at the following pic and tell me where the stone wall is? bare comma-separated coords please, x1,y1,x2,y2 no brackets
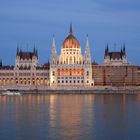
137,68,140,86
92,64,138,86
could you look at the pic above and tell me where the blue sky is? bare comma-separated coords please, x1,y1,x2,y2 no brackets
0,0,140,65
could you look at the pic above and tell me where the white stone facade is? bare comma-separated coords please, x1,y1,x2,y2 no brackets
50,26,94,87
104,45,128,66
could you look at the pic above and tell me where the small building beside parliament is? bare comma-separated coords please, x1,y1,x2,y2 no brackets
0,25,139,89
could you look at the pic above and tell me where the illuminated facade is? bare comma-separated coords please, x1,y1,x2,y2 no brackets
0,48,49,89
50,24,94,87
0,24,140,89
104,45,127,65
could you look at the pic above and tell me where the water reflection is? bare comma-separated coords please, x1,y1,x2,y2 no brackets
0,94,140,140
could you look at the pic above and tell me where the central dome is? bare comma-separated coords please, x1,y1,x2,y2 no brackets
63,24,80,49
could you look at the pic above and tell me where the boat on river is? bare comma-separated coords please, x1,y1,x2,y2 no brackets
1,89,22,96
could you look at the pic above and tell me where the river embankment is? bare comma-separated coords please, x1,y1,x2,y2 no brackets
0,86,140,94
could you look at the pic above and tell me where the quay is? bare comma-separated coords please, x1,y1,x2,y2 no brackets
0,86,140,94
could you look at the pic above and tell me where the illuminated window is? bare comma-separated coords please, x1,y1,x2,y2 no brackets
53,71,56,76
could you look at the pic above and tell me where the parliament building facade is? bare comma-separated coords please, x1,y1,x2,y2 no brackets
0,25,139,89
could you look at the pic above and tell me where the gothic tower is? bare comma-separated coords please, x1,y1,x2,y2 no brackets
50,35,58,87
84,35,94,86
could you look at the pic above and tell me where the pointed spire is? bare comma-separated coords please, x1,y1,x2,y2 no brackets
121,47,123,53
85,35,91,65
36,49,38,57
123,43,125,52
20,47,22,54
105,43,109,57
50,35,57,66
70,23,73,35
85,34,90,55
106,43,109,52
47,59,50,65
86,34,90,48
123,43,126,55
26,43,29,52
35,49,37,55
51,34,57,55
52,34,56,48
120,46,123,58
0,59,2,67
33,45,36,53
16,45,19,55
104,50,106,59
33,48,35,53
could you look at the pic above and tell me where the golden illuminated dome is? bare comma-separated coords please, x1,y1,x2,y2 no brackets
63,24,80,48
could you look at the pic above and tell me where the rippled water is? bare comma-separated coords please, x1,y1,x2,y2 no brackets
0,94,140,140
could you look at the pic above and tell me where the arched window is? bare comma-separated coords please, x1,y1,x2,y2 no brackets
70,56,72,64
53,71,55,76
74,57,76,63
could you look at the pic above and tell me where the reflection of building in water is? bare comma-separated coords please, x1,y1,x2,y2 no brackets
49,95,57,128
47,95,95,138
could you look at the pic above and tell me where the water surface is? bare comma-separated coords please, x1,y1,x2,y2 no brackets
0,94,140,140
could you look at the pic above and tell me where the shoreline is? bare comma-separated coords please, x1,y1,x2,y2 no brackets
0,86,140,94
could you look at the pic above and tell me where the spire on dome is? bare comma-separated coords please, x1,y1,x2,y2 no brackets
70,23,73,35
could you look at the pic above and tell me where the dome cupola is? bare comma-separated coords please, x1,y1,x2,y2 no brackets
63,24,80,49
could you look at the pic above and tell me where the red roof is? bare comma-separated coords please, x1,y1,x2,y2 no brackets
17,52,38,60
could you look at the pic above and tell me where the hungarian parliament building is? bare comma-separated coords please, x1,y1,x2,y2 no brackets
0,25,140,89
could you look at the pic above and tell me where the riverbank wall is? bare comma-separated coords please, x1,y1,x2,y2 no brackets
0,86,140,94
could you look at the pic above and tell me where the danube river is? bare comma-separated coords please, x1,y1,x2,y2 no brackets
0,94,140,140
